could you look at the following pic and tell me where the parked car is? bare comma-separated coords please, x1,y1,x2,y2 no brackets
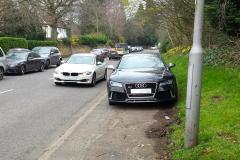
108,50,122,60
6,48,45,75
0,47,7,80
53,53,107,87
32,47,62,69
91,48,108,59
107,53,178,105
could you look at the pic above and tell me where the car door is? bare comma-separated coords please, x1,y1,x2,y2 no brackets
95,56,105,80
26,53,35,71
32,52,42,70
51,48,59,65
0,48,5,64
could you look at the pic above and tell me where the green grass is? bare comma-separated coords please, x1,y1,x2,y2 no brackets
163,54,240,160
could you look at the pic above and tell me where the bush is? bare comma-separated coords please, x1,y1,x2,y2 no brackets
166,46,191,57
71,36,80,46
79,33,108,47
106,40,114,47
27,40,58,50
0,37,28,52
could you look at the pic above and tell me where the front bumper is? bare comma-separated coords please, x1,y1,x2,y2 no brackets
53,73,93,84
6,66,21,73
108,83,176,103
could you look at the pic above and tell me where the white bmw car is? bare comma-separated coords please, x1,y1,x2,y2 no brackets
53,53,107,86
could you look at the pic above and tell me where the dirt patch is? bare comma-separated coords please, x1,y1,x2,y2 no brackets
145,104,180,160
212,95,224,102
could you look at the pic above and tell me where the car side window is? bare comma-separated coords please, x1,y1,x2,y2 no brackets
96,56,104,63
28,53,34,58
54,49,59,53
33,52,40,58
0,49,3,57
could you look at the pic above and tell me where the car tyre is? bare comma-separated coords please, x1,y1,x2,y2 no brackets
45,60,50,69
56,60,61,67
0,68,4,80
109,100,116,106
55,82,62,86
90,73,96,87
103,69,107,81
19,65,25,75
39,63,45,72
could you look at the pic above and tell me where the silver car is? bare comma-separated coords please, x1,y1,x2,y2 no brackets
0,47,7,80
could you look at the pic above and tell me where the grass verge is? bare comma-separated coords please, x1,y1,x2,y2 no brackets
163,53,240,160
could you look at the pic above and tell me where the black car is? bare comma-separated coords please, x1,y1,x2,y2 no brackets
6,48,45,75
107,53,178,105
32,47,62,69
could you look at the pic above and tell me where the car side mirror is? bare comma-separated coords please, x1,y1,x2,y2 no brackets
50,51,54,55
168,63,176,68
107,65,115,70
97,61,102,65
60,60,65,64
28,56,33,60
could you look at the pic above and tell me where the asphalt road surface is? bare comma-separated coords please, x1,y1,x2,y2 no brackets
0,50,171,160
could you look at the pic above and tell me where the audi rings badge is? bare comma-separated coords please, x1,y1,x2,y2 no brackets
135,83,147,88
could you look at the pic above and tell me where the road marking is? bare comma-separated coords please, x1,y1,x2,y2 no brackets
0,89,14,95
38,91,107,160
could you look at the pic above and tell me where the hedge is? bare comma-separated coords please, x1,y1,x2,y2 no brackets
79,33,108,47
28,40,58,50
0,37,28,53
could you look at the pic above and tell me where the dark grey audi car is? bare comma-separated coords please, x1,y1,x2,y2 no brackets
107,53,178,105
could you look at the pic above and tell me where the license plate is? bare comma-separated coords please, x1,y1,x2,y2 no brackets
64,76,78,81
130,89,152,94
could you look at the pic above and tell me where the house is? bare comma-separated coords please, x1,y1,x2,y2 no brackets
42,20,69,39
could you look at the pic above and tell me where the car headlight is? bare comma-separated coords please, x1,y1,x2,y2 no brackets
9,64,17,67
159,80,173,86
83,71,92,76
110,81,122,87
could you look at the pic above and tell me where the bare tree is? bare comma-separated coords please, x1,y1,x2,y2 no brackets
27,0,77,40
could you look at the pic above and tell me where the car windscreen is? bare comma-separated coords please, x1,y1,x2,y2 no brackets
32,48,51,55
6,52,28,60
118,55,165,69
67,55,95,65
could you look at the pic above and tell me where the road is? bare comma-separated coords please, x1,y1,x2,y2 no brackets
0,50,175,160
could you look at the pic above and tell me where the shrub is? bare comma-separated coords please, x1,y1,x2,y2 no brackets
71,36,80,46
0,37,28,52
27,40,58,50
106,40,114,47
79,33,108,47
166,46,191,57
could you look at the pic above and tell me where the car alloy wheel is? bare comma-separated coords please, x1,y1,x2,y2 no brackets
20,65,25,75
0,68,4,80
39,63,45,72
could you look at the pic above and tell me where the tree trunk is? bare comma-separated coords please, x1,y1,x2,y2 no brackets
51,16,58,40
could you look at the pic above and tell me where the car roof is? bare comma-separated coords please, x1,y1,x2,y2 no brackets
8,48,31,53
123,53,160,58
33,46,57,49
72,53,96,57
9,48,30,51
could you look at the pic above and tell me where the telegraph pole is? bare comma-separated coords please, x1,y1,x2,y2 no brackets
185,0,205,148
